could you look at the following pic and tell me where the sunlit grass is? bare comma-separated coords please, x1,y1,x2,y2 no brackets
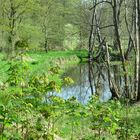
0,50,86,82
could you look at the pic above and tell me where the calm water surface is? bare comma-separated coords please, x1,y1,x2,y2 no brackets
49,63,115,104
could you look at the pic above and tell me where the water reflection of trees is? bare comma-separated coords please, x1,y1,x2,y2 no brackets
88,61,134,100
56,61,135,103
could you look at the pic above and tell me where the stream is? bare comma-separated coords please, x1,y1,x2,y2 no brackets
48,63,122,104
47,59,135,104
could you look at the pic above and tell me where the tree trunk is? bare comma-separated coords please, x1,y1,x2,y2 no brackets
88,61,94,95
88,0,97,61
105,42,120,99
7,0,16,58
135,0,140,100
112,0,129,97
44,37,48,53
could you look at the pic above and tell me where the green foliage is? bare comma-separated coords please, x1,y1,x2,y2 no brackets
0,49,139,139
0,57,138,139
2,50,78,139
7,54,29,87
87,96,122,135
0,0,139,139
15,39,29,51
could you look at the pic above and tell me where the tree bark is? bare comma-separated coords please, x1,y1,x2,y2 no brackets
112,0,129,97
135,0,140,100
88,0,97,61
105,42,120,99
44,37,48,53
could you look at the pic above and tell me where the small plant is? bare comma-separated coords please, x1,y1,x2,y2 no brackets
7,52,29,88
87,96,122,139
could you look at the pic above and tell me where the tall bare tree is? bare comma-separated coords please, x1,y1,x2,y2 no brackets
135,0,140,100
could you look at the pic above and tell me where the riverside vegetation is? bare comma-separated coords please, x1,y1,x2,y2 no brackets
0,50,139,140
0,0,140,139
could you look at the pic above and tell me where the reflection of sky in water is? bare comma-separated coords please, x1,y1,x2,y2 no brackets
101,79,112,102
51,80,111,104
48,63,113,104
50,84,92,104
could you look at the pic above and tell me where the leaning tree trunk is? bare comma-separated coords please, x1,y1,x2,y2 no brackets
105,42,120,99
124,0,135,59
88,0,97,61
112,0,129,97
88,61,94,95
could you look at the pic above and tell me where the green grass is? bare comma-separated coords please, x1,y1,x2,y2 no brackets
54,103,140,140
0,50,87,82
1,50,140,140
0,53,9,82
27,50,82,75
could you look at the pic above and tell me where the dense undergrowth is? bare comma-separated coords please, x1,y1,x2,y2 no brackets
0,51,140,140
